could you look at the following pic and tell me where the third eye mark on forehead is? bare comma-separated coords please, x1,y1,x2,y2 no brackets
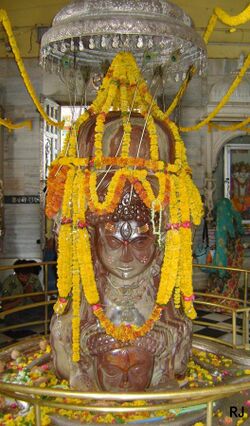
103,222,150,241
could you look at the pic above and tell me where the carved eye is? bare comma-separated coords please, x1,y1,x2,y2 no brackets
102,365,122,377
129,364,147,378
132,237,149,249
105,236,122,249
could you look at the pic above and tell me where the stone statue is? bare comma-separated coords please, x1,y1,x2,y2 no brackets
47,53,202,394
50,114,193,392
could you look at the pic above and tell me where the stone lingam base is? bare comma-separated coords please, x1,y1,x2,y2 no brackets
0,336,250,426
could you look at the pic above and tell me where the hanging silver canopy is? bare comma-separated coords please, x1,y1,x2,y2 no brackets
40,0,207,81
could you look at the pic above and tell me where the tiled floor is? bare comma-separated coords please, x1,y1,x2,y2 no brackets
193,309,249,346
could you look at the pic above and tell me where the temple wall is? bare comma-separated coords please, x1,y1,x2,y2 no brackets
0,59,43,275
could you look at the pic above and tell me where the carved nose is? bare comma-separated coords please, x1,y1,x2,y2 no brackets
120,242,133,263
120,371,129,389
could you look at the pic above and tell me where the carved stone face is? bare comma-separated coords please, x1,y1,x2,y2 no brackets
96,220,156,280
50,113,193,393
96,347,154,392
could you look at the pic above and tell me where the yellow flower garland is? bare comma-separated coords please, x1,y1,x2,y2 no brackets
0,117,32,130
72,172,81,362
54,168,75,305
87,168,169,214
165,66,196,117
156,174,180,305
214,5,250,27
180,53,250,132
208,120,250,132
165,4,250,123
203,14,218,44
0,9,64,129
120,82,131,158
93,305,163,342
177,172,196,319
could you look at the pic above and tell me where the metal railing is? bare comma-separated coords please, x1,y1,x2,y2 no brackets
0,261,249,348
0,376,250,426
0,261,58,336
0,261,249,425
193,263,250,351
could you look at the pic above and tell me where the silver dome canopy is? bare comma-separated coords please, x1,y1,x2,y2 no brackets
40,0,206,80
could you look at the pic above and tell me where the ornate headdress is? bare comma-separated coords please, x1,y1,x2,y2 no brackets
46,52,203,361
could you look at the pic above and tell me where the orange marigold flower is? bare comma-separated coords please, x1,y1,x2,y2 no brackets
46,165,69,218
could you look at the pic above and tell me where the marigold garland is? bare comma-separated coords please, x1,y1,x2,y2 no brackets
174,275,181,309
180,53,250,132
93,305,163,342
156,174,180,305
165,4,250,123
0,117,32,130
0,9,64,129
76,171,99,306
184,173,204,226
55,168,75,300
214,4,250,26
71,172,81,362
119,61,131,158
48,156,166,172
87,168,169,215
165,66,196,117
46,165,69,219
208,120,250,133
203,14,218,45
77,226,99,305
176,172,196,319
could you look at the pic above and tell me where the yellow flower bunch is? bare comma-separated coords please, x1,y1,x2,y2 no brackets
174,273,181,309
